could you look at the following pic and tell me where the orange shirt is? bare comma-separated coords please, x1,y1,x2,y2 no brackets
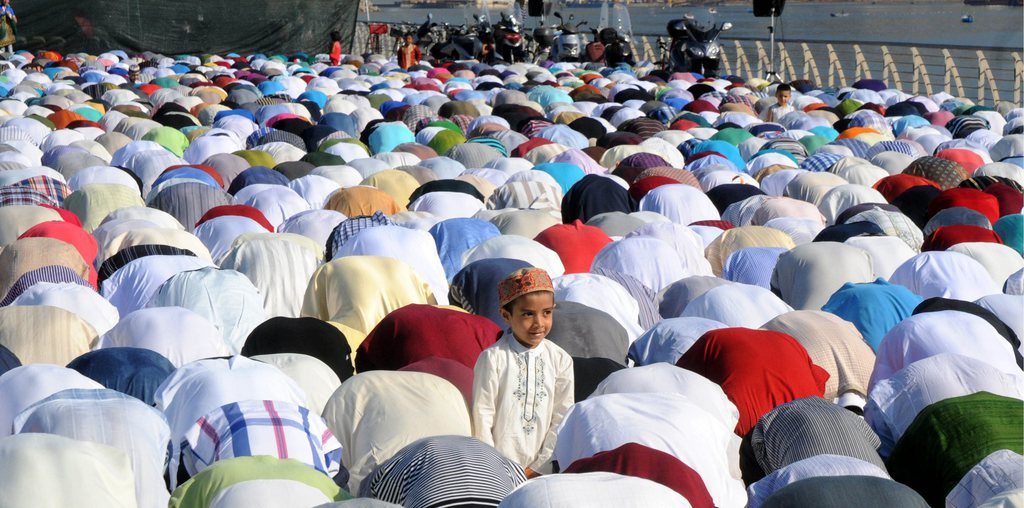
398,44,421,69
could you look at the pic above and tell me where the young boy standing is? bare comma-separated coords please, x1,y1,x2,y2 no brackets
397,34,421,70
761,83,794,123
472,267,574,476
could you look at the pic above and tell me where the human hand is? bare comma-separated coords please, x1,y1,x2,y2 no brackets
524,467,540,479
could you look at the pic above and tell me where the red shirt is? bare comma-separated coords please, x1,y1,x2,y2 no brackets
330,40,341,65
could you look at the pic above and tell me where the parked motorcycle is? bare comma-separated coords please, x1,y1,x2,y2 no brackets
530,12,587,63
431,21,484,62
531,22,555,62
587,27,634,66
586,2,634,66
667,13,732,77
414,14,440,56
493,13,527,64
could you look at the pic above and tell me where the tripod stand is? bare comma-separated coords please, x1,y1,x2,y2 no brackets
764,7,782,82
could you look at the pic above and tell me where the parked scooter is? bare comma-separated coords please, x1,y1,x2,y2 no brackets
667,13,732,77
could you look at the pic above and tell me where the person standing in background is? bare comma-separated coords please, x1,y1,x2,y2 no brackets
761,83,794,123
329,31,342,66
0,0,17,55
397,34,420,70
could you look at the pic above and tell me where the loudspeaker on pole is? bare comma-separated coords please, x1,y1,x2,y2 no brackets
528,0,544,17
752,0,785,17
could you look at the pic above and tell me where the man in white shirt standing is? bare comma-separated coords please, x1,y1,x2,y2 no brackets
472,267,575,477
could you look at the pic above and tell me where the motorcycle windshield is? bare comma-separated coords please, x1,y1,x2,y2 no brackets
611,3,633,42
513,2,525,24
687,23,720,42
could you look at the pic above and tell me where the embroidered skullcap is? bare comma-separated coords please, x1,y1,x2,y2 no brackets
497,267,554,307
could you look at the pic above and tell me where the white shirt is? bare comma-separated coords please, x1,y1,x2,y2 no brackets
472,332,574,472
554,392,747,508
947,450,1024,508
869,311,1022,391
761,103,795,123
590,363,739,432
497,472,690,508
746,455,891,508
865,353,1024,457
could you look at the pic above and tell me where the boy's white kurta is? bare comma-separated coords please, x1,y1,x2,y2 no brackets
472,331,574,473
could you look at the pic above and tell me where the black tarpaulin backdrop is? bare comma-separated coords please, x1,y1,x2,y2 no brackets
14,0,357,56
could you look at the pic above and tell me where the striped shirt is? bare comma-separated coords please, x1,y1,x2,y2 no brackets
360,435,527,508
592,268,660,331
98,244,198,284
1,265,91,306
749,397,886,479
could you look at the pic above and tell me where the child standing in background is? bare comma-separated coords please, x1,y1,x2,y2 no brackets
761,83,794,123
0,0,17,55
329,30,342,66
397,34,420,70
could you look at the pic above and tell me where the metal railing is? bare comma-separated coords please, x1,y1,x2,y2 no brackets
352,20,1022,107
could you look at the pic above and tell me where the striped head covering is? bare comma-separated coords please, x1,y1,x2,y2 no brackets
637,167,702,189
252,129,306,151
497,267,554,307
747,396,886,481
619,117,666,139
244,126,276,148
